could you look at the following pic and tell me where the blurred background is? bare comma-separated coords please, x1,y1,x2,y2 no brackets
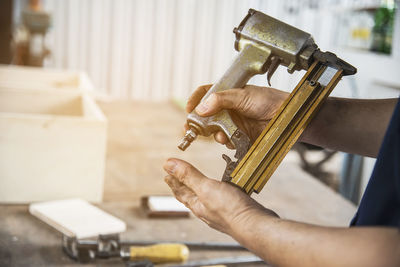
0,0,399,204
5,0,399,100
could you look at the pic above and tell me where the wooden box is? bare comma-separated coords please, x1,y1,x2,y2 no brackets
0,65,93,91
0,87,107,203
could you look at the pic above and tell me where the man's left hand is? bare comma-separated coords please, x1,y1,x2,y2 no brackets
163,158,278,234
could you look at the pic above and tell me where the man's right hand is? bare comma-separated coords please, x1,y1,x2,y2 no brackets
186,84,396,157
185,84,288,147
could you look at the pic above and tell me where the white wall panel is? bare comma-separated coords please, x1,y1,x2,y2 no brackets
38,0,392,100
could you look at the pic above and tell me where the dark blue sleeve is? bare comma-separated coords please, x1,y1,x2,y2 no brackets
351,98,400,227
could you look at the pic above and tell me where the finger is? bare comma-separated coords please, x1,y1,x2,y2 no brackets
165,175,207,218
163,158,213,194
214,131,229,144
164,175,198,209
226,142,234,149
195,88,248,116
214,132,235,149
186,84,213,113
198,216,211,225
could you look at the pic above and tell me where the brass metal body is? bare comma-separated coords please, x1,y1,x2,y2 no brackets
231,62,343,194
178,9,356,194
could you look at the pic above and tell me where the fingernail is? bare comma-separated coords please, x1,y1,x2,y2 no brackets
195,102,209,114
164,160,177,174
164,176,171,184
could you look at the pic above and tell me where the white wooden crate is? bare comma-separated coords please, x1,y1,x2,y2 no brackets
0,65,94,92
0,87,107,203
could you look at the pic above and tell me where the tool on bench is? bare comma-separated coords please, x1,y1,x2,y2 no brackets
63,234,247,263
30,199,250,266
125,255,265,267
171,255,265,267
178,9,356,195
63,234,189,264
30,199,187,265
125,260,154,267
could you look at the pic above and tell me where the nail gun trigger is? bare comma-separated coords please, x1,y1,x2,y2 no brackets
231,129,251,160
222,154,236,182
221,129,251,182
267,57,281,86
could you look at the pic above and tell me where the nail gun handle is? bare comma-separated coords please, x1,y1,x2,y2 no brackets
187,44,271,139
200,45,268,101
129,243,189,264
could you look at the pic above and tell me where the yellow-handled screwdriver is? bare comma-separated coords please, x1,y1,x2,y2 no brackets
126,243,189,263
63,235,189,264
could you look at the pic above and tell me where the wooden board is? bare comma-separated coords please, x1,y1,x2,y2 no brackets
29,199,126,238
141,195,191,217
0,88,107,203
0,65,94,91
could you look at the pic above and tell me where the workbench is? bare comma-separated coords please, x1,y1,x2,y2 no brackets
0,101,356,266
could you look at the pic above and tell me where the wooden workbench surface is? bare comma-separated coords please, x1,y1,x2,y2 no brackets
0,101,356,266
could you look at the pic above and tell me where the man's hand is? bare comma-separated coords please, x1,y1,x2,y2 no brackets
163,158,278,234
163,160,400,267
186,84,397,157
185,84,288,147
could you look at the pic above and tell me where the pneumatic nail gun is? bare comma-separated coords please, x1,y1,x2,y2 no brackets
178,9,356,195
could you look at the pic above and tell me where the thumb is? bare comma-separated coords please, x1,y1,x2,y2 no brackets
163,158,213,194
195,89,247,116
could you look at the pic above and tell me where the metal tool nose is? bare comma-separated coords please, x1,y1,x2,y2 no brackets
178,140,190,151
178,128,198,151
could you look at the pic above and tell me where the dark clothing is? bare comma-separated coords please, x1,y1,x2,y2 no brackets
351,98,400,227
